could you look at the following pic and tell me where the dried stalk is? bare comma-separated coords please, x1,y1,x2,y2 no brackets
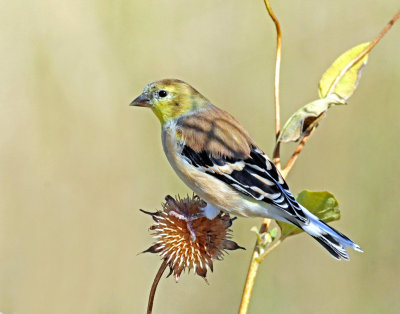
281,130,313,178
264,0,282,170
147,260,168,314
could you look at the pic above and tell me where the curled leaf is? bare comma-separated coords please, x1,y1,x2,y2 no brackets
277,190,341,239
278,94,345,143
319,42,370,100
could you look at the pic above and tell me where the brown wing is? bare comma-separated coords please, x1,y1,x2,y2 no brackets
177,105,255,160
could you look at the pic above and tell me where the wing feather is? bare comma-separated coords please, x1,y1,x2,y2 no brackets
180,144,308,222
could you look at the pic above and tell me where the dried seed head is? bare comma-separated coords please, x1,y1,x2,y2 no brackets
142,195,244,282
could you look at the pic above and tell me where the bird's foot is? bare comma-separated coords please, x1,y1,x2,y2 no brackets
165,195,205,242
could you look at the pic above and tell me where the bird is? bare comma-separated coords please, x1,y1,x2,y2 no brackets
130,78,362,260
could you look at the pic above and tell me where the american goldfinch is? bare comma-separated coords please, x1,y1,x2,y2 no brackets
130,79,362,260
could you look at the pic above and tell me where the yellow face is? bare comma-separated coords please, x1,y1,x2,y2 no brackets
130,79,209,125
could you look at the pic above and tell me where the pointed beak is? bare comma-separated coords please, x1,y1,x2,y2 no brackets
130,93,152,107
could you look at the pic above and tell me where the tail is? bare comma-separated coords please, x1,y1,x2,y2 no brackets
293,206,363,260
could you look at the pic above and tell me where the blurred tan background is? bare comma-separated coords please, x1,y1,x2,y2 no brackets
1,0,399,313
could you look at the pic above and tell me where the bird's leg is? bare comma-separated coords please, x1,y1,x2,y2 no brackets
165,195,206,242
167,209,187,221
165,195,188,219
168,211,202,242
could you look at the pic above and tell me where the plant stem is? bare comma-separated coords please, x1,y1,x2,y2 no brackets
239,219,271,314
264,0,282,169
257,239,282,264
147,260,168,314
238,238,281,314
281,130,313,178
272,141,281,171
238,249,261,314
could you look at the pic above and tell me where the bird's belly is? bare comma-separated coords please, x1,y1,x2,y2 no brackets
176,163,245,213
177,162,276,218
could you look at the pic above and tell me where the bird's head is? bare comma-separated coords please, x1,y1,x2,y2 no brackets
130,79,210,124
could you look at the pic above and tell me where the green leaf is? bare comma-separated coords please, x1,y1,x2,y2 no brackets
278,94,345,143
277,190,341,239
319,42,370,100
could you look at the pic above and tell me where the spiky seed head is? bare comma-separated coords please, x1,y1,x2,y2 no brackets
142,195,244,282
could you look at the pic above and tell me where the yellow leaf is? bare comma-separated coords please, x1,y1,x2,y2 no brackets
319,42,369,100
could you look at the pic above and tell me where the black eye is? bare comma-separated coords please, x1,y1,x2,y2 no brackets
158,90,168,98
